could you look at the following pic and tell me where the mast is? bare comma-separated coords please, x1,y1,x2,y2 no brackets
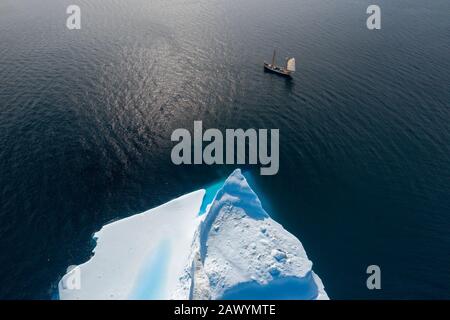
272,49,276,66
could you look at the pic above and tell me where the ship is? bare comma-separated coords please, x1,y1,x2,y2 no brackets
264,49,296,78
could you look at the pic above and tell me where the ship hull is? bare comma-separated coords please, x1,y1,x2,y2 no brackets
264,63,292,78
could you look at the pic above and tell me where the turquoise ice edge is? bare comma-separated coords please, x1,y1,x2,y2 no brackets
199,170,258,216
199,180,226,216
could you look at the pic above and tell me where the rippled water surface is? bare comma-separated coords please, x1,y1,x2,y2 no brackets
0,0,449,298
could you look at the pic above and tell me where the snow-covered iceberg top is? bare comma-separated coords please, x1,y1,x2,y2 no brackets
58,169,328,300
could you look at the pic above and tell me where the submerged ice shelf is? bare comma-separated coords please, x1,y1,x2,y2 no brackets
58,170,328,300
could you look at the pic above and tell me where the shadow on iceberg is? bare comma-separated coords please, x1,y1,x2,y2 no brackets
219,273,318,300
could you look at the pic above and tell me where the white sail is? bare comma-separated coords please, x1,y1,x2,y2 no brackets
287,58,296,72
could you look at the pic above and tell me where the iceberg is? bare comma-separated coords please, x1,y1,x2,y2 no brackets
58,169,328,300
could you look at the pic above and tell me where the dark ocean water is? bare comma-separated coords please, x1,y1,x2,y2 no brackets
0,0,449,299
